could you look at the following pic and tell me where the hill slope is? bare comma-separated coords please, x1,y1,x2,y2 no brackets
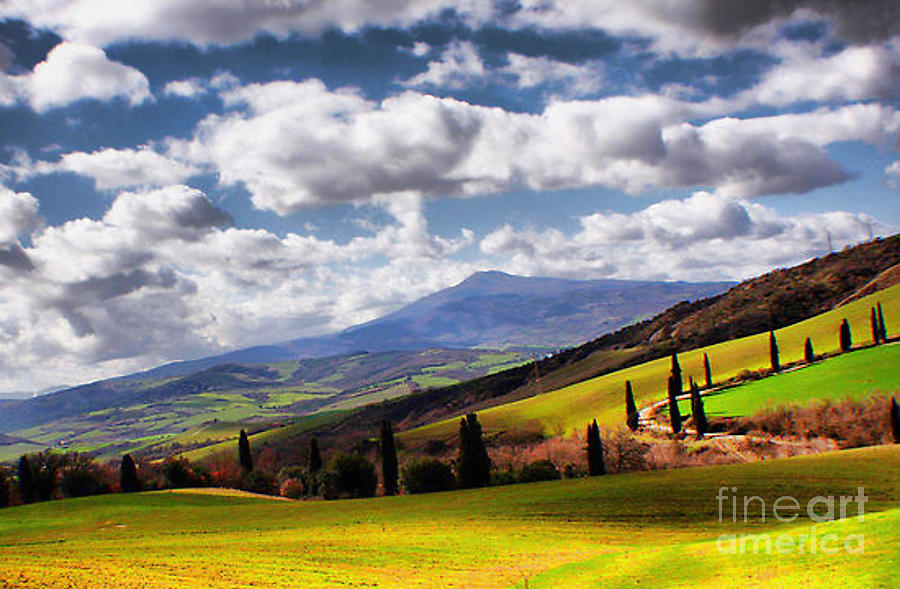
3,445,899,588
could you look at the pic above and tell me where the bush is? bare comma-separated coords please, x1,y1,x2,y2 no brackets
517,459,560,483
328,453,377,499
161,457,198,489
604,428,649,474
401,458,456,494
490,469,517,486
60,454,107,498
279,478,305,499
244,470,278,496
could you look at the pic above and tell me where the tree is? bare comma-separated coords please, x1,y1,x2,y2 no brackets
586,420,606,476
379,420,399,496
60,454,106,498
877,302,887,342
804,337,815,364
667,353,683,435
401,458,455,494
769,331,780,372
457,413,491,488
703,353,712,389
871,307,881,345
238,429,253,474
0,468,10,508
308,437,322,473
892,397,900,445
31,449,62,501
17,455,36,504
690,378,708,438
120,454,140,493
328,453,377,498
625,380,639,432
840,319,852,352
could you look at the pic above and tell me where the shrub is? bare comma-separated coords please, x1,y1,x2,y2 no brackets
490,469,517,486
279,478,305,499
517,459,560,483
161,457,198,489
244,470,278,496
60,454,107,498
603,428,649,474
401,458,456,494
328,453,377,499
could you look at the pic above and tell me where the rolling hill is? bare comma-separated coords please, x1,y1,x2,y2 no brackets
3,445,899,587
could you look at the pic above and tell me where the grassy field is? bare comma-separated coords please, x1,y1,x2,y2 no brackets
1,445,898,588
403,285,900,443
676,343,900,419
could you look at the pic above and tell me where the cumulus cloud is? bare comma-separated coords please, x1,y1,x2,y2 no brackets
886,161,900,189
0,185,40,243
0,183,475,391
481,191,886,281
743,42,900,107
5,0,895,55
0,42,151,112
171,79,900,214
404,40,486,89
163,78,207,98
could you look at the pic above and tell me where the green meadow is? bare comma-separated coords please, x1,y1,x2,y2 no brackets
2,445,898,588
679,343,900,419
403,285,900,443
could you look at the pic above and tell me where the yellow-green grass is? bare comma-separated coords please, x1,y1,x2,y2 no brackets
2,445,899,588
403,285,900,442
669,343,900,419
180,411,346,462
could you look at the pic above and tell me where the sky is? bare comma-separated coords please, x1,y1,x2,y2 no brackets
0,1,898,393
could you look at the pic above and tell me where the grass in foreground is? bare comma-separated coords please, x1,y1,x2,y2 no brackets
1,445,899,588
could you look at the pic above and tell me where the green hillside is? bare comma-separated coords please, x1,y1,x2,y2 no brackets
403,284,900,443
2,445,898,588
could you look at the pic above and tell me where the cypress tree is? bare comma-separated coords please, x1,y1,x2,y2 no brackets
839,319,852,352
768,330,780,372
119,454,140,493
877,302,887,342
871,307,881,345
625,380,639,431
667,373,683,435
0,469,9,508
703,353,712,389
804,337,815,364
457,413,491,488
690,379,708,438
594,421,606,476
379,420,399,496
238,429,253,474
892,397,900,445
17,455,35,504
308,437,322,473
670,353,681,389
586,420,605,476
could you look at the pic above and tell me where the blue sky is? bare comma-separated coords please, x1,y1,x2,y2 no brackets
0,1,898,392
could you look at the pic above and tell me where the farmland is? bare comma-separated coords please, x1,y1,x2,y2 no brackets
2,445,898,588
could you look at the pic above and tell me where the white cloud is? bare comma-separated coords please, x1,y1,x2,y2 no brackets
481,191,887,281
172,79,900,214
0,42,151,112
163,78,207,98
886,161,900,189
502,53,604,96
0,185,40,243
404,40,486,89
0,183,475,391
42,146,198,190
743,42,900,107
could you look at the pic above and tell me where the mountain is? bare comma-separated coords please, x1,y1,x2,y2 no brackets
136,272,733,380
